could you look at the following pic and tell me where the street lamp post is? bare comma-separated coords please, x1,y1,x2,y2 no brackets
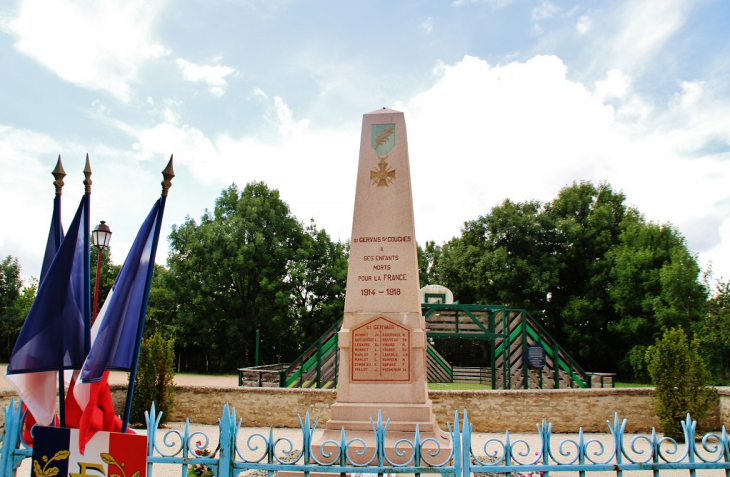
92,220,112,321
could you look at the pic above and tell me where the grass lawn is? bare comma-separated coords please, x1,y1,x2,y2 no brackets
615,382,652,388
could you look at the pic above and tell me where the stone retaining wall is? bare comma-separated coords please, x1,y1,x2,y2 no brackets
115,385,730,432
3,386,729,433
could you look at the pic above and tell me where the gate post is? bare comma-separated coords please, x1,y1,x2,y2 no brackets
217,405,237,477
0,399,22,477
460,411,471,477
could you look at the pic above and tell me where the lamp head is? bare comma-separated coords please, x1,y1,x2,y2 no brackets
92,220,112,249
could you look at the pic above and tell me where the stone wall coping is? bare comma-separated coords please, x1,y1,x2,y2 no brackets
20,384,730,397
428,388,655,397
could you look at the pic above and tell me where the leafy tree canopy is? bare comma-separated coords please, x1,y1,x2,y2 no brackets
165,182,347,373
0,256,37,361
434,181,706,377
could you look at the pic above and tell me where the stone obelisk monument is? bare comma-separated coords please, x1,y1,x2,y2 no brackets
314,108,450,460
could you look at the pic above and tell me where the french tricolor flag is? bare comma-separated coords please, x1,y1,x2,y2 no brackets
72,200,161,450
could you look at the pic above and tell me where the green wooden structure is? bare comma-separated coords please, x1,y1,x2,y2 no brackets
238,303,597,389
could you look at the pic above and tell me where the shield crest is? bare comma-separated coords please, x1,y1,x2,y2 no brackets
371,124,395,157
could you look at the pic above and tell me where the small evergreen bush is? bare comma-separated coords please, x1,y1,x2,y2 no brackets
130,332,176,424
646,327,716,440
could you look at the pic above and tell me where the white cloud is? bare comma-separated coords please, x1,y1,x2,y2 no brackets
175,58,237,97
674,80,704,109
122,53,730,282
5,0,169,101
129,93,359,244
532,1,560,21
576,15,592,34
159,99,184,125
422,17,434,34
605,0,693,72
594,69,631,100
393,55,730,278
594,70,652,123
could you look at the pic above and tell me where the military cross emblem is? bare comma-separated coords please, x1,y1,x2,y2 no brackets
370,124,396,187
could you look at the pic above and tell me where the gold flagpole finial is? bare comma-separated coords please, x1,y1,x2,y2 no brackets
83,153,92,194
161,154,175,197
52,155,66,195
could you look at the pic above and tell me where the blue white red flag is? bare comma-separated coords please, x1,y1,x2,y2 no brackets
40,196,64,284
78,200,160,383
5,197,88,425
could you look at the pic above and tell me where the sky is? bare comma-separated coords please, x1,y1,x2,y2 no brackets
1,0,729,289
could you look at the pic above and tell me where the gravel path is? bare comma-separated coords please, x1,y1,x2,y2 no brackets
0,365,240,390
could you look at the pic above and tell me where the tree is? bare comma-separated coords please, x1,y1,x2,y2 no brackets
418,241,443,287
0,256,35,361
698,280,730,383
287,221,348,352
647,327,715,439
144,265,178,339
166,182,347,372
0,255,22,318
433,181,707,377
542,182,626,365
608,217,708,377
438,198,557,309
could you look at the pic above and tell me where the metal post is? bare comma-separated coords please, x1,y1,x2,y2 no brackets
502,310,512,389
569,356,575,388
255,329,260,367
316,337,322,388
93,247,103,320
490,311,496,389
522,313,528,389
553,340,560,389
52,173,65,428
334,338,339,388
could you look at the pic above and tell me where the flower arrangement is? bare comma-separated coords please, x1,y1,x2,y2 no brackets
188,441,215,477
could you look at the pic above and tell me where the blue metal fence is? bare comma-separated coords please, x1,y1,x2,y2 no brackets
2,398,730,477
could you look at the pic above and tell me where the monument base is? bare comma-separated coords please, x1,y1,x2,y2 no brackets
278,402,451,477
324,401,447,434
312,400,451,464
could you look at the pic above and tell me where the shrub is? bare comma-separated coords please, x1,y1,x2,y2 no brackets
130,332,176,424
646,327,716,440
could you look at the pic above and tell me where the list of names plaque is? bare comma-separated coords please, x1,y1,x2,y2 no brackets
351,316,410,382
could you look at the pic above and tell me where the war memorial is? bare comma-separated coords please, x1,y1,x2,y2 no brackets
1,110,729,477
310,107,451,462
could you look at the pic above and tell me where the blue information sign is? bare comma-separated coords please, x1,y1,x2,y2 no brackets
524,344,546,369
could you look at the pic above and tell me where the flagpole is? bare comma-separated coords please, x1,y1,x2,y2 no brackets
71,155,92,430
52,156,65,250
83,155,92,356
52,157,66,427
121,155,174,433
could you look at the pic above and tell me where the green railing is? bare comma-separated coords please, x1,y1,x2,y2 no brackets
242,304,589,390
